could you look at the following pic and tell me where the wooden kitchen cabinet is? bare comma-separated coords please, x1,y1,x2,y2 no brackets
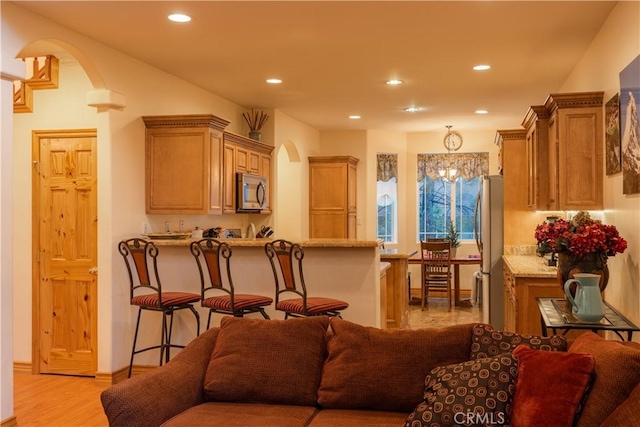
521,105,550,210
503,262,564,335
309,156,358,238
545,91,604,210
222,132,273,214
143,114,230,214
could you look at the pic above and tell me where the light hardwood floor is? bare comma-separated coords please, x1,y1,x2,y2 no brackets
13,371,108,427
11,299,479,426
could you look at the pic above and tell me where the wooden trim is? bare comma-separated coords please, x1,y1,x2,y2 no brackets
521,105,550,128
1,416,17,427
142,114,230,132
13,362,31,373
544,91,604,112
223,131,274,154
309,156,359,165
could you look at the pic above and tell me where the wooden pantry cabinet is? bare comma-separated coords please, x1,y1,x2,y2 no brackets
520,92,603,211
222,132,273,214
143,114,230,214
545,91,603,210
309,156,358,238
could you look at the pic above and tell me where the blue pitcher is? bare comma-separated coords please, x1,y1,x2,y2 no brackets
564,273,605,323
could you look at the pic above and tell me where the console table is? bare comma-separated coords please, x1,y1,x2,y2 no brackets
537,297,640,341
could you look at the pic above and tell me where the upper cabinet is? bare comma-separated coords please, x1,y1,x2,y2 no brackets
309,156,358,238
545,92,603,210
222,132,274,214
143,114,230,214
518,91,604,211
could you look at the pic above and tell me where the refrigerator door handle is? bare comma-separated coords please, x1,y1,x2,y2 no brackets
473,191,482,254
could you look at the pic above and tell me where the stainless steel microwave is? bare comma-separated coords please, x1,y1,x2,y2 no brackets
237,173,267,212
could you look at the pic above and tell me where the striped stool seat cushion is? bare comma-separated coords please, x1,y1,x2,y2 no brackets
202,294,273,311
131,292,200,308
277,297,349,315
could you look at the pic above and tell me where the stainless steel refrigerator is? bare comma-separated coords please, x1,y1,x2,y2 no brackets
474,175,504,329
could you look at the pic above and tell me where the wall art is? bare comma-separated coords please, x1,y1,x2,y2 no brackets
620,55,640,194
605,93,621,175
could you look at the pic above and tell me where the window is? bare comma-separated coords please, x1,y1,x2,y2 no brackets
376,153,398,243
417,152,489,242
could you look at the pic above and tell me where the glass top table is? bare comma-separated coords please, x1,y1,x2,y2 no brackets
537,297,640,341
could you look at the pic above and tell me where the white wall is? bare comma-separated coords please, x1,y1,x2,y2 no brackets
559,1,640,328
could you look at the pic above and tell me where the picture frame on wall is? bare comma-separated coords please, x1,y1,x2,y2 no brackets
605,93,621,175
620,55,640,194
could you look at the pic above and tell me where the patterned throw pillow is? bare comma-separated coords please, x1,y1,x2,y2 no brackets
405,353,518,427
470,323,567,359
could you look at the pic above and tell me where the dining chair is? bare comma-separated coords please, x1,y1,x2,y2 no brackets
118,238,201,378
190,238,273,328
264,239,349,319
420,240,453,311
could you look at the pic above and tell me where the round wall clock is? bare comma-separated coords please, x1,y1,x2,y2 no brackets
443,127,463,151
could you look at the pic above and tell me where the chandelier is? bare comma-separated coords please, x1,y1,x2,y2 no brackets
438,125,463,183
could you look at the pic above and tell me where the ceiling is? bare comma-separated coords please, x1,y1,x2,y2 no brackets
12,1,617,133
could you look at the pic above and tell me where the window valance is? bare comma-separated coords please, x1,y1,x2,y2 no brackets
377,153,398,182
417,152,489,182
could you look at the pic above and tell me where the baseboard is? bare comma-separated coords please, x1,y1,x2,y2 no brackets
13,362,31,373
1,416,17,427
410,289,471,298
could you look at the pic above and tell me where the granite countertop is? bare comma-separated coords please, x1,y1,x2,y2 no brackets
503,255,558,278
380,248,419,259
140,237,381,248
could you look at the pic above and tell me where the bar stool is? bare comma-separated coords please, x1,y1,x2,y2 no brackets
190,238,273,328
118,238,200,378
264,239,348,319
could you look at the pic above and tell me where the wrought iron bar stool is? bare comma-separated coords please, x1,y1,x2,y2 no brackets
190,238,273,328
118,238,200,378
265,239,348,319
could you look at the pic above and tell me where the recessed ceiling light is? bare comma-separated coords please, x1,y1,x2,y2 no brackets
266,78,282,84
386,79,404,86
404,106,421,112
473,64,491,71
475,110,489,114
168,13,191,23
349,115,361,120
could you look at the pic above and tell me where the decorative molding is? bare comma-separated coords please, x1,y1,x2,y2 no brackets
495,129,527,144
545,91,604,112
308,156,359,165
13,362,31,373
223,131,274,154
142,114,230,132
521,105,550,128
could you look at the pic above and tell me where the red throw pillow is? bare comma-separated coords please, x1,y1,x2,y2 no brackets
511,345,595,427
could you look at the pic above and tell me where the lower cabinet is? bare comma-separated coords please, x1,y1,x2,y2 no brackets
503,264,564,335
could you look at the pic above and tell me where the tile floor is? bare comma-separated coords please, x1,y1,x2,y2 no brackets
407,297,482,329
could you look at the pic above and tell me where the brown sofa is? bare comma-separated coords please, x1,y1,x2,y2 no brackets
101,317,640,427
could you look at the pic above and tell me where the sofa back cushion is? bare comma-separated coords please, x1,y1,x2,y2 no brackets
317,319,474,412
568,332,640,427
203,316,330,406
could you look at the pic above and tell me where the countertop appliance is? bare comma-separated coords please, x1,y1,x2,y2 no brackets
474,175,504,330
237,173,267,212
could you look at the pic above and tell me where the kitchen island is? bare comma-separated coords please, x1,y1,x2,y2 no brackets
124,237,383,366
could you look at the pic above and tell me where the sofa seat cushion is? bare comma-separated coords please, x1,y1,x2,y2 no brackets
318,319,474,412
204,316,330,406
470,323,567,359
568,332,640,427
161,402,319,427
308,409,409,427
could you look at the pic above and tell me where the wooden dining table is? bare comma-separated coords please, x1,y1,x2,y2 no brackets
408,254,482,307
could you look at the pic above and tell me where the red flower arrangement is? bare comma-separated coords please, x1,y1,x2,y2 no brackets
535,211,627,259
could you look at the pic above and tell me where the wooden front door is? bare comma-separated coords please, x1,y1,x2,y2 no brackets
33,129,98,376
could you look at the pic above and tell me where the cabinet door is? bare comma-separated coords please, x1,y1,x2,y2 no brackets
146,128,209,214
223,143,236,213
248,150,261,174
525,128,537,210
208,130,223,214
236,147,249,172
547,115,559,210
557,108,603,209
310,211,347,238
